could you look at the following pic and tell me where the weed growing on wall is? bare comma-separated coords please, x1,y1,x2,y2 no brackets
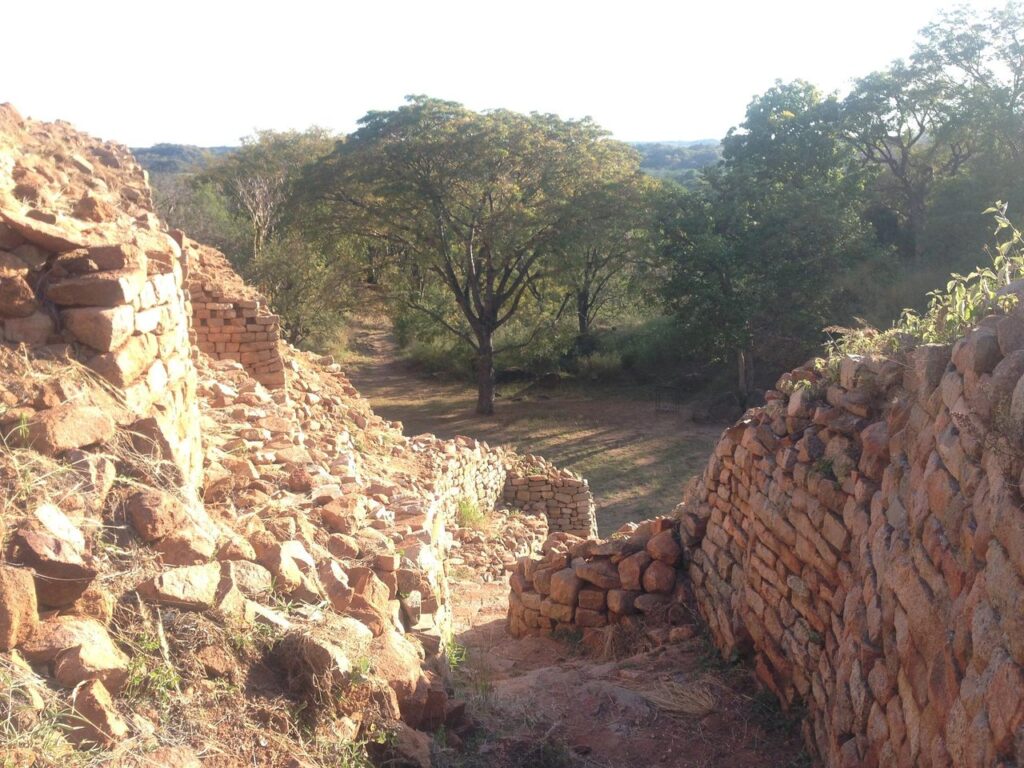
822,204,1024,370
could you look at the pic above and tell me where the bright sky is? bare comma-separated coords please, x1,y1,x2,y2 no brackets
1,0,999,147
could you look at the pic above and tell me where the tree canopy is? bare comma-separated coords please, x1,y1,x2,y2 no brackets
141,2,1024,410
304,96,646,413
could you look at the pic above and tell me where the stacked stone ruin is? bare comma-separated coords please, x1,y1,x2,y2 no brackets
502,455,597,539
508,320,1024,766
0,115,201,488
507,518,685,634
682,331,1024,767
0,103,601,760
184,241,286,389
412,434,598,540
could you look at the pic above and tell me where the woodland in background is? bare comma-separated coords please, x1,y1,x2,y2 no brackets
143,2,1024,414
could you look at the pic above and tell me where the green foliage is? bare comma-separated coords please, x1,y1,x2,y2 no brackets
349,656,373,685
145,128,369,353
303,96,652,413
120,626,182,708
243,231,360,349
142,1,1024,396
573,350,624,380
593,314,693,381
824,204,1024,363
898,205,1023,343
155,176,249,258
812,458,836,481
226,618,279,656
134,143,234,175
456,497,486,529
441,623,468,670
201,127,336,260
660,81,885,388
634,140,722,188
0,655,101,767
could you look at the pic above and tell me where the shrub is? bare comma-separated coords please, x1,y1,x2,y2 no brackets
823,204,1024,367
573,350,624,380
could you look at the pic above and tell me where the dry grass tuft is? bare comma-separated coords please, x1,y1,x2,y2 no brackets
600,621,654,660
625,674,722,718
0,447,83,520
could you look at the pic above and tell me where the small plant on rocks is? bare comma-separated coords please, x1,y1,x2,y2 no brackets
456,497,487,529
821,203,1024,372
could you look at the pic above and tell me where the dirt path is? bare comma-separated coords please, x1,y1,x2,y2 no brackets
342,311,724,535
441,577,807,768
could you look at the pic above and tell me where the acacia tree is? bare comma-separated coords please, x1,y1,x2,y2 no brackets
306,97,624,414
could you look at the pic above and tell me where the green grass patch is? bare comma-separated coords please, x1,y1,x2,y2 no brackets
456,497,487,529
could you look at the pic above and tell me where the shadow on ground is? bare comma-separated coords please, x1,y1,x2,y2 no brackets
342,314,724,534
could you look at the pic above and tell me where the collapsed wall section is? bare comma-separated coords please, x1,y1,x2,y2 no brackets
681,323,1024,767
0,103,600,762
507,517,685,636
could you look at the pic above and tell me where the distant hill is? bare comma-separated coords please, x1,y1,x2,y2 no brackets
631,140,722,188
132,143,236,176
634,139,720,148
132,139,722,190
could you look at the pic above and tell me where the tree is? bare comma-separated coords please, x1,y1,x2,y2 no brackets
245,231,359,348
663,81,883,396
842,61,973,259
555,165,657,342
914,2,1024,161
305,97,628,414
187,129,362,351
203,128,336,262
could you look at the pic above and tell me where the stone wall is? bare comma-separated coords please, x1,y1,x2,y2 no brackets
507,517,685,636
411,434,598,539
680,330,1024,767
0,105,202,488
0,103,599,762
418,434,510,530
502,456,597,538
182,237,285,389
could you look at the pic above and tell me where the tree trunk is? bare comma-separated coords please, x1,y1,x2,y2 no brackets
907,188,928,260
475,332,496,416
577,289,590,337
737,346,754,403
365,247,379,284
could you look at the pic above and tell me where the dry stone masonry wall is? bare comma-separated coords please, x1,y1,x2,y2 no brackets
507,517,687,635
184,240,286,389
681,324,1024,767
0,104,202,488
0,103,602,763
502,456,597,539
411,433,597,540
